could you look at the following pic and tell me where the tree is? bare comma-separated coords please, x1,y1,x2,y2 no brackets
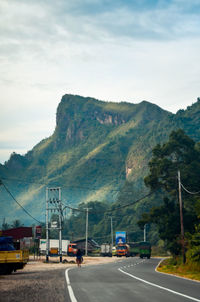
62,201,109,241
144,129,200,196
11,219,23,228
186,224,200,263
138,198,180,254
2,218,10,230
139,129,200,258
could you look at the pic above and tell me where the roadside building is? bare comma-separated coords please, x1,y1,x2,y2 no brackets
73,238,100,254
2,227,33,249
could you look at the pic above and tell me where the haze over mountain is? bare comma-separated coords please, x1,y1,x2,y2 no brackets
0,94,200,226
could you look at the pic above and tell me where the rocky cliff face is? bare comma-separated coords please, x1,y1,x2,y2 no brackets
55,95,129,145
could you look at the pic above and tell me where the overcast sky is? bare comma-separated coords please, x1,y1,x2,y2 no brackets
0,0,200,164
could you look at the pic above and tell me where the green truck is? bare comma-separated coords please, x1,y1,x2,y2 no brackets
138,241,151,259
129,241,151,259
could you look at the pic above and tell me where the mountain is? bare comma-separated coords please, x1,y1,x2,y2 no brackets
0,94,200,228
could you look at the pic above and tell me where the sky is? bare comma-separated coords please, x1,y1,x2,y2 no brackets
0,0,200,164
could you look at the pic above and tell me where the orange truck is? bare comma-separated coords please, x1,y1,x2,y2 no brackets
116,243,130,257
67,243,78,256
39,240,77,256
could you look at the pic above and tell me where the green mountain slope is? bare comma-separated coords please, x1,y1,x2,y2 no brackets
0,95,200,228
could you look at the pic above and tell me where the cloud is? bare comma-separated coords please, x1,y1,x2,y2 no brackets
0,0,200,163
0,118,55,164
1,0,200,76
1,0,200,51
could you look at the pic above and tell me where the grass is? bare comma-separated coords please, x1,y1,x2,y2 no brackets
157,257,200,281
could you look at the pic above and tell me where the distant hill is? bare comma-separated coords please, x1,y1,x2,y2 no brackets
0,94,200,228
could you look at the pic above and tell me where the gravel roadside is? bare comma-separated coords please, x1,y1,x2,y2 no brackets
0,255,121,299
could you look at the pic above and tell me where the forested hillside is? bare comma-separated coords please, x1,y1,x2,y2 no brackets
0,95,200,245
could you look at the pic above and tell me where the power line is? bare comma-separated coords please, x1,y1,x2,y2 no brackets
0,180,44,224
0,178,154,224
181,183,200,195
104,191,154,212
62,203,86,213
62,190,154,216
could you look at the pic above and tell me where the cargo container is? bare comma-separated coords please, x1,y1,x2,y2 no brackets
39,239,70,255
129,242,140,256
100,243,112,257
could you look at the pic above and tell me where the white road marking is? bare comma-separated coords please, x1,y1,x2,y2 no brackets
118,268,200,302
65,268,78,302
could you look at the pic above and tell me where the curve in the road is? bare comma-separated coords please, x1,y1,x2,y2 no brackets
65,260,200,302
118,267,200,302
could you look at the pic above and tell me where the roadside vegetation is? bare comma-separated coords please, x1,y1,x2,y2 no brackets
139,129,200,279
157,257,200,281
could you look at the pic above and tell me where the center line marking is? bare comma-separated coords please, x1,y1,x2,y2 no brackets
118,268,200,302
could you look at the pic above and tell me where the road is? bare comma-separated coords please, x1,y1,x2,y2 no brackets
66,257,200,302
0,258,199,302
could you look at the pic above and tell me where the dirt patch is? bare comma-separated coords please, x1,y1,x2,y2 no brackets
24,255,121,272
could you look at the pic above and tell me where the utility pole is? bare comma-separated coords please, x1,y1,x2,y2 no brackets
46,187,62,263
58,188,62,263
178,170,186,264
144,224,146,242
46,188,49,262
111,216,113,249
85,207,91,256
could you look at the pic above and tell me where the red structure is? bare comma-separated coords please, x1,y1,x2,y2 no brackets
35,226,42,239
2,227,33,240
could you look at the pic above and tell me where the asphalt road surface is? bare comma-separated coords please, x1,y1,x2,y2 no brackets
0,258,199,302
66,258,200,302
